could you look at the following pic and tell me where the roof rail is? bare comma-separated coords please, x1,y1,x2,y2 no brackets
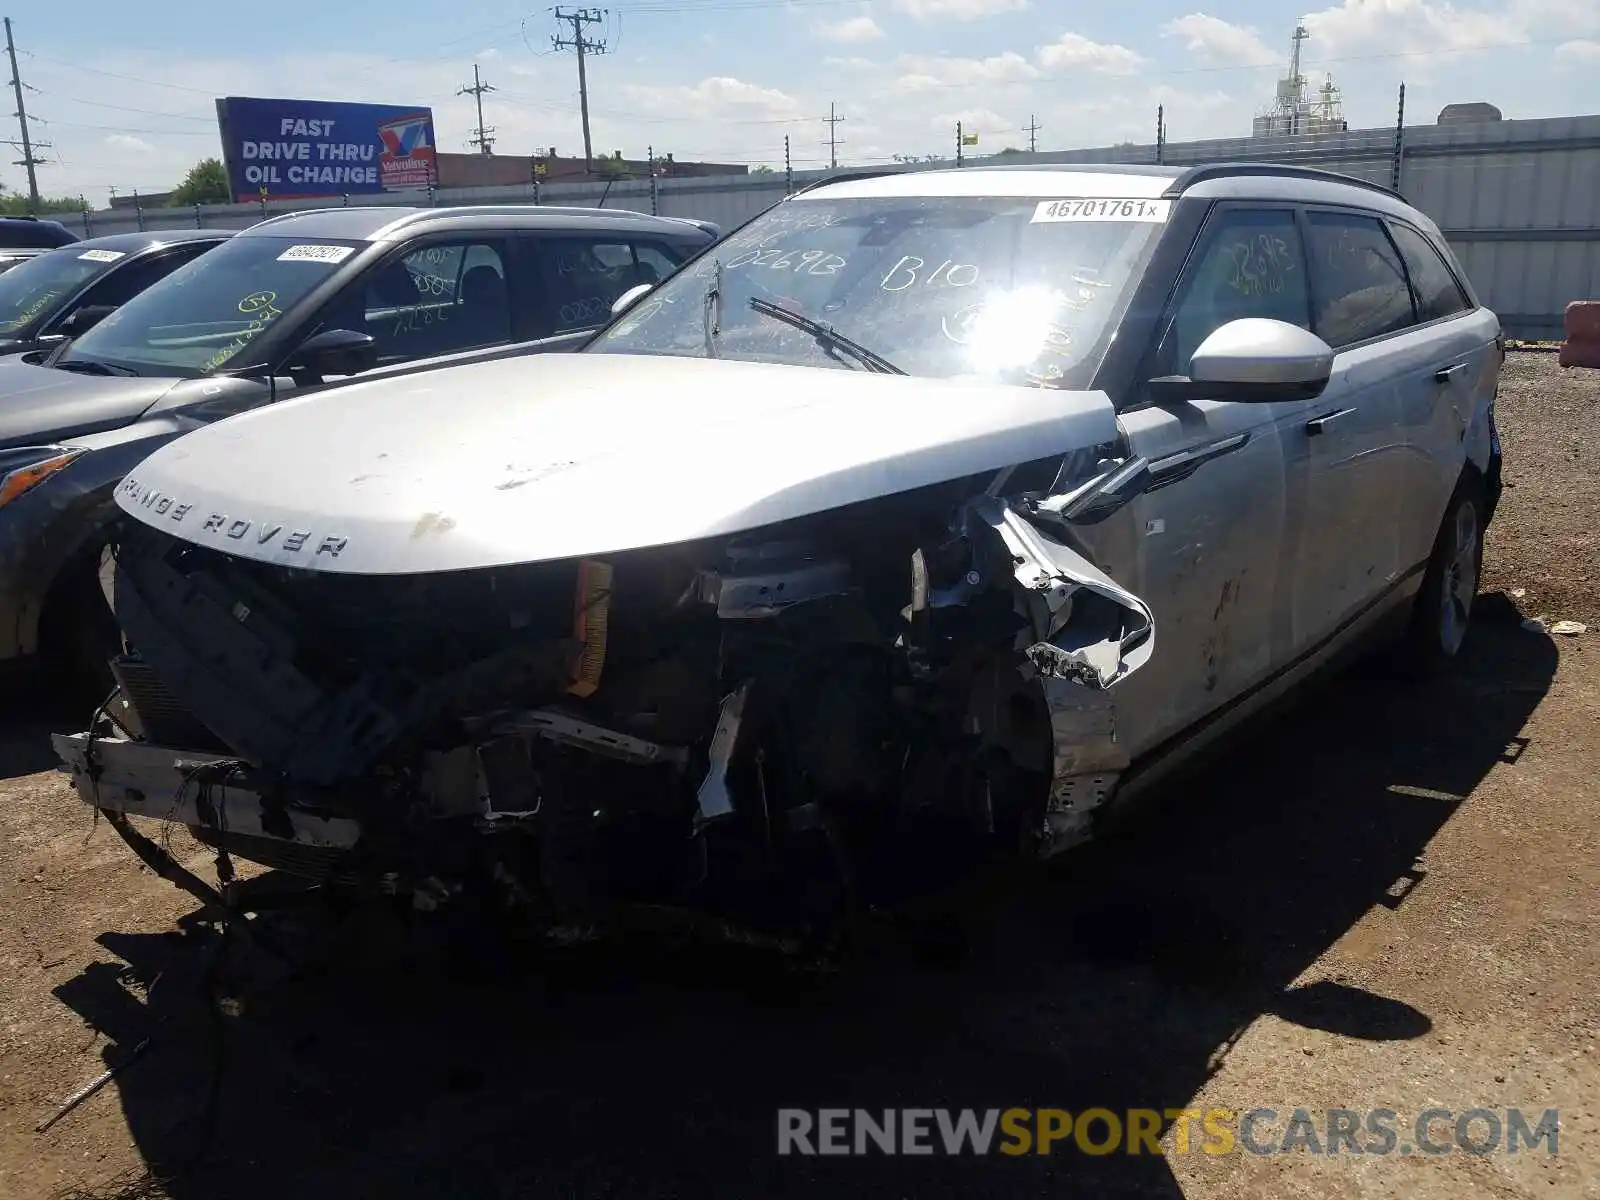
1163,162,1405,201
791,166,907,196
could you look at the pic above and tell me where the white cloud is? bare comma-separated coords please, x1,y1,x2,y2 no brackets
815,15,886,42
1554,38,1600,62
932,106,1017,142
1036,32,1147,75
1161,13,1280,66
894,51,1039,93
103,134,155,155
1300,0,1508,57
619,76,801,120
891,0,1030,20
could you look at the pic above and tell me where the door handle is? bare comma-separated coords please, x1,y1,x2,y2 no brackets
1305,408,1356,436
1434,362,1468,384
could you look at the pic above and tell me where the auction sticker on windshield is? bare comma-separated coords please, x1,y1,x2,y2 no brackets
78,249,126,263
277,244,357,264
1032,199,1172,223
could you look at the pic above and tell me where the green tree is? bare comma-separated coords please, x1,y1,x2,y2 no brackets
0,192,85,216
167,158,231,207
750,165,774,175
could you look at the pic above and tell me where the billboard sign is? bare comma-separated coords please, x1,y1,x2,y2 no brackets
215,96,439,202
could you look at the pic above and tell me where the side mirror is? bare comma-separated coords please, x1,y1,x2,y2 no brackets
611,283,653,316
57,304,118,338
286,328,378,382
1149,318,1334,404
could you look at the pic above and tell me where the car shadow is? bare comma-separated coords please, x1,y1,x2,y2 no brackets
0,679,100,780
48,600,1556,1200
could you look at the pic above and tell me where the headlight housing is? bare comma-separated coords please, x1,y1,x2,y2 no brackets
0,446,86,509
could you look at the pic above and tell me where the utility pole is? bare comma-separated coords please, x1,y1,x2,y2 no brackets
823,102,844,169
955,120,963,168
1156,104,1165,164
1025,114,1040,154
553,7,608,174
784,134,792,194
4,18,47,211
458,63,497,155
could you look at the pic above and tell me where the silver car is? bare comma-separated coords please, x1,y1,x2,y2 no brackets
54,163,1503,955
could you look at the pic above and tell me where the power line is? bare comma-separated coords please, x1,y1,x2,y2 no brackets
4,18,49,208
458,63,497,155
824,101,844,169
552,6,609,173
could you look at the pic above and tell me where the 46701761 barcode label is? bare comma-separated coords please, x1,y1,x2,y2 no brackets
1031,198,1172,224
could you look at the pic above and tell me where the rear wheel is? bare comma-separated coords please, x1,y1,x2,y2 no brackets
1395,474,1485,677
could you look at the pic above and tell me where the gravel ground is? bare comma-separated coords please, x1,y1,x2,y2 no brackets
0,352,1595,1200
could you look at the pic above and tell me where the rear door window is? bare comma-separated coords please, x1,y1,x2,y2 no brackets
357,240,512,363
533,238,680,335
1304,212,1416,348
1156,207,1311,375
1387,222,1472,323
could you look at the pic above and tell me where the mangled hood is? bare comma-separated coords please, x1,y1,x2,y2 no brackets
0,356,179,447
115,353,1122,575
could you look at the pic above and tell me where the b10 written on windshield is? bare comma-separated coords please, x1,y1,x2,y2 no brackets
726,247,983,292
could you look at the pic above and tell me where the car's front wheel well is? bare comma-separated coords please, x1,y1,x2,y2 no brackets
36,536,120,701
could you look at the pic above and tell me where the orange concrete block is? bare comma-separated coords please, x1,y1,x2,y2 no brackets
1566,300,1600,343
1559,339,1600,369
1561,301,1600,367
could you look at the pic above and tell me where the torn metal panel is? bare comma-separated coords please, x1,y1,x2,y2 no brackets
1039,682,1127,857
969,495,1155,690
695,681,752,825
691,544,853,619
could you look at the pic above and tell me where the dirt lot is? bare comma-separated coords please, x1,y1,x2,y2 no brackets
0,351,1596,1200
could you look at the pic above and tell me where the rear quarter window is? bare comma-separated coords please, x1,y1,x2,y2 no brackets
1388,222,1472,322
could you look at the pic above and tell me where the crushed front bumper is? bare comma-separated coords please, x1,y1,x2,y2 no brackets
53,731,363,864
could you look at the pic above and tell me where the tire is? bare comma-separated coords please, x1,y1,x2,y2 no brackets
1395,473,1485,678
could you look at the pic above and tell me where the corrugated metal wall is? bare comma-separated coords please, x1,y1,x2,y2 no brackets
76,112,1600,338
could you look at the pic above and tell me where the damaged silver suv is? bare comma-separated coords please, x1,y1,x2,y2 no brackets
55,163,1503,954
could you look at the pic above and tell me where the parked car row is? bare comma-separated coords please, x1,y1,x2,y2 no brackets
39,165,1503,960
0,203,718,691
0,215,79,276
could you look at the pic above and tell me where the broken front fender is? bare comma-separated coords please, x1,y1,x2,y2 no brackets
972,495,1154,691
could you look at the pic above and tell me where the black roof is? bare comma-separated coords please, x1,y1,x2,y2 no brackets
67,229,235,254
0,215,78,248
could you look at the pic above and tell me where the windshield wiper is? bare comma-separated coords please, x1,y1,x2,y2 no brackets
53,358,140,377
702,258,724,359
747,297,905,375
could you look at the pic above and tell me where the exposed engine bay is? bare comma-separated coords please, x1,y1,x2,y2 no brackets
56,477,1154,955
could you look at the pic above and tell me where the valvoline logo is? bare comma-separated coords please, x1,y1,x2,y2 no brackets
376,112,437,189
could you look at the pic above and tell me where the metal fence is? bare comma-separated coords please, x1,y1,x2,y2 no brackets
72,111,1600,339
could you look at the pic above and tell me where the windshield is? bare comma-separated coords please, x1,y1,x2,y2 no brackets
0,246,122,335
61,235,363,377
587,194,1166,387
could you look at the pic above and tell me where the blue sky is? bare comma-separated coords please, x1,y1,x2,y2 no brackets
9,0,1599,204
